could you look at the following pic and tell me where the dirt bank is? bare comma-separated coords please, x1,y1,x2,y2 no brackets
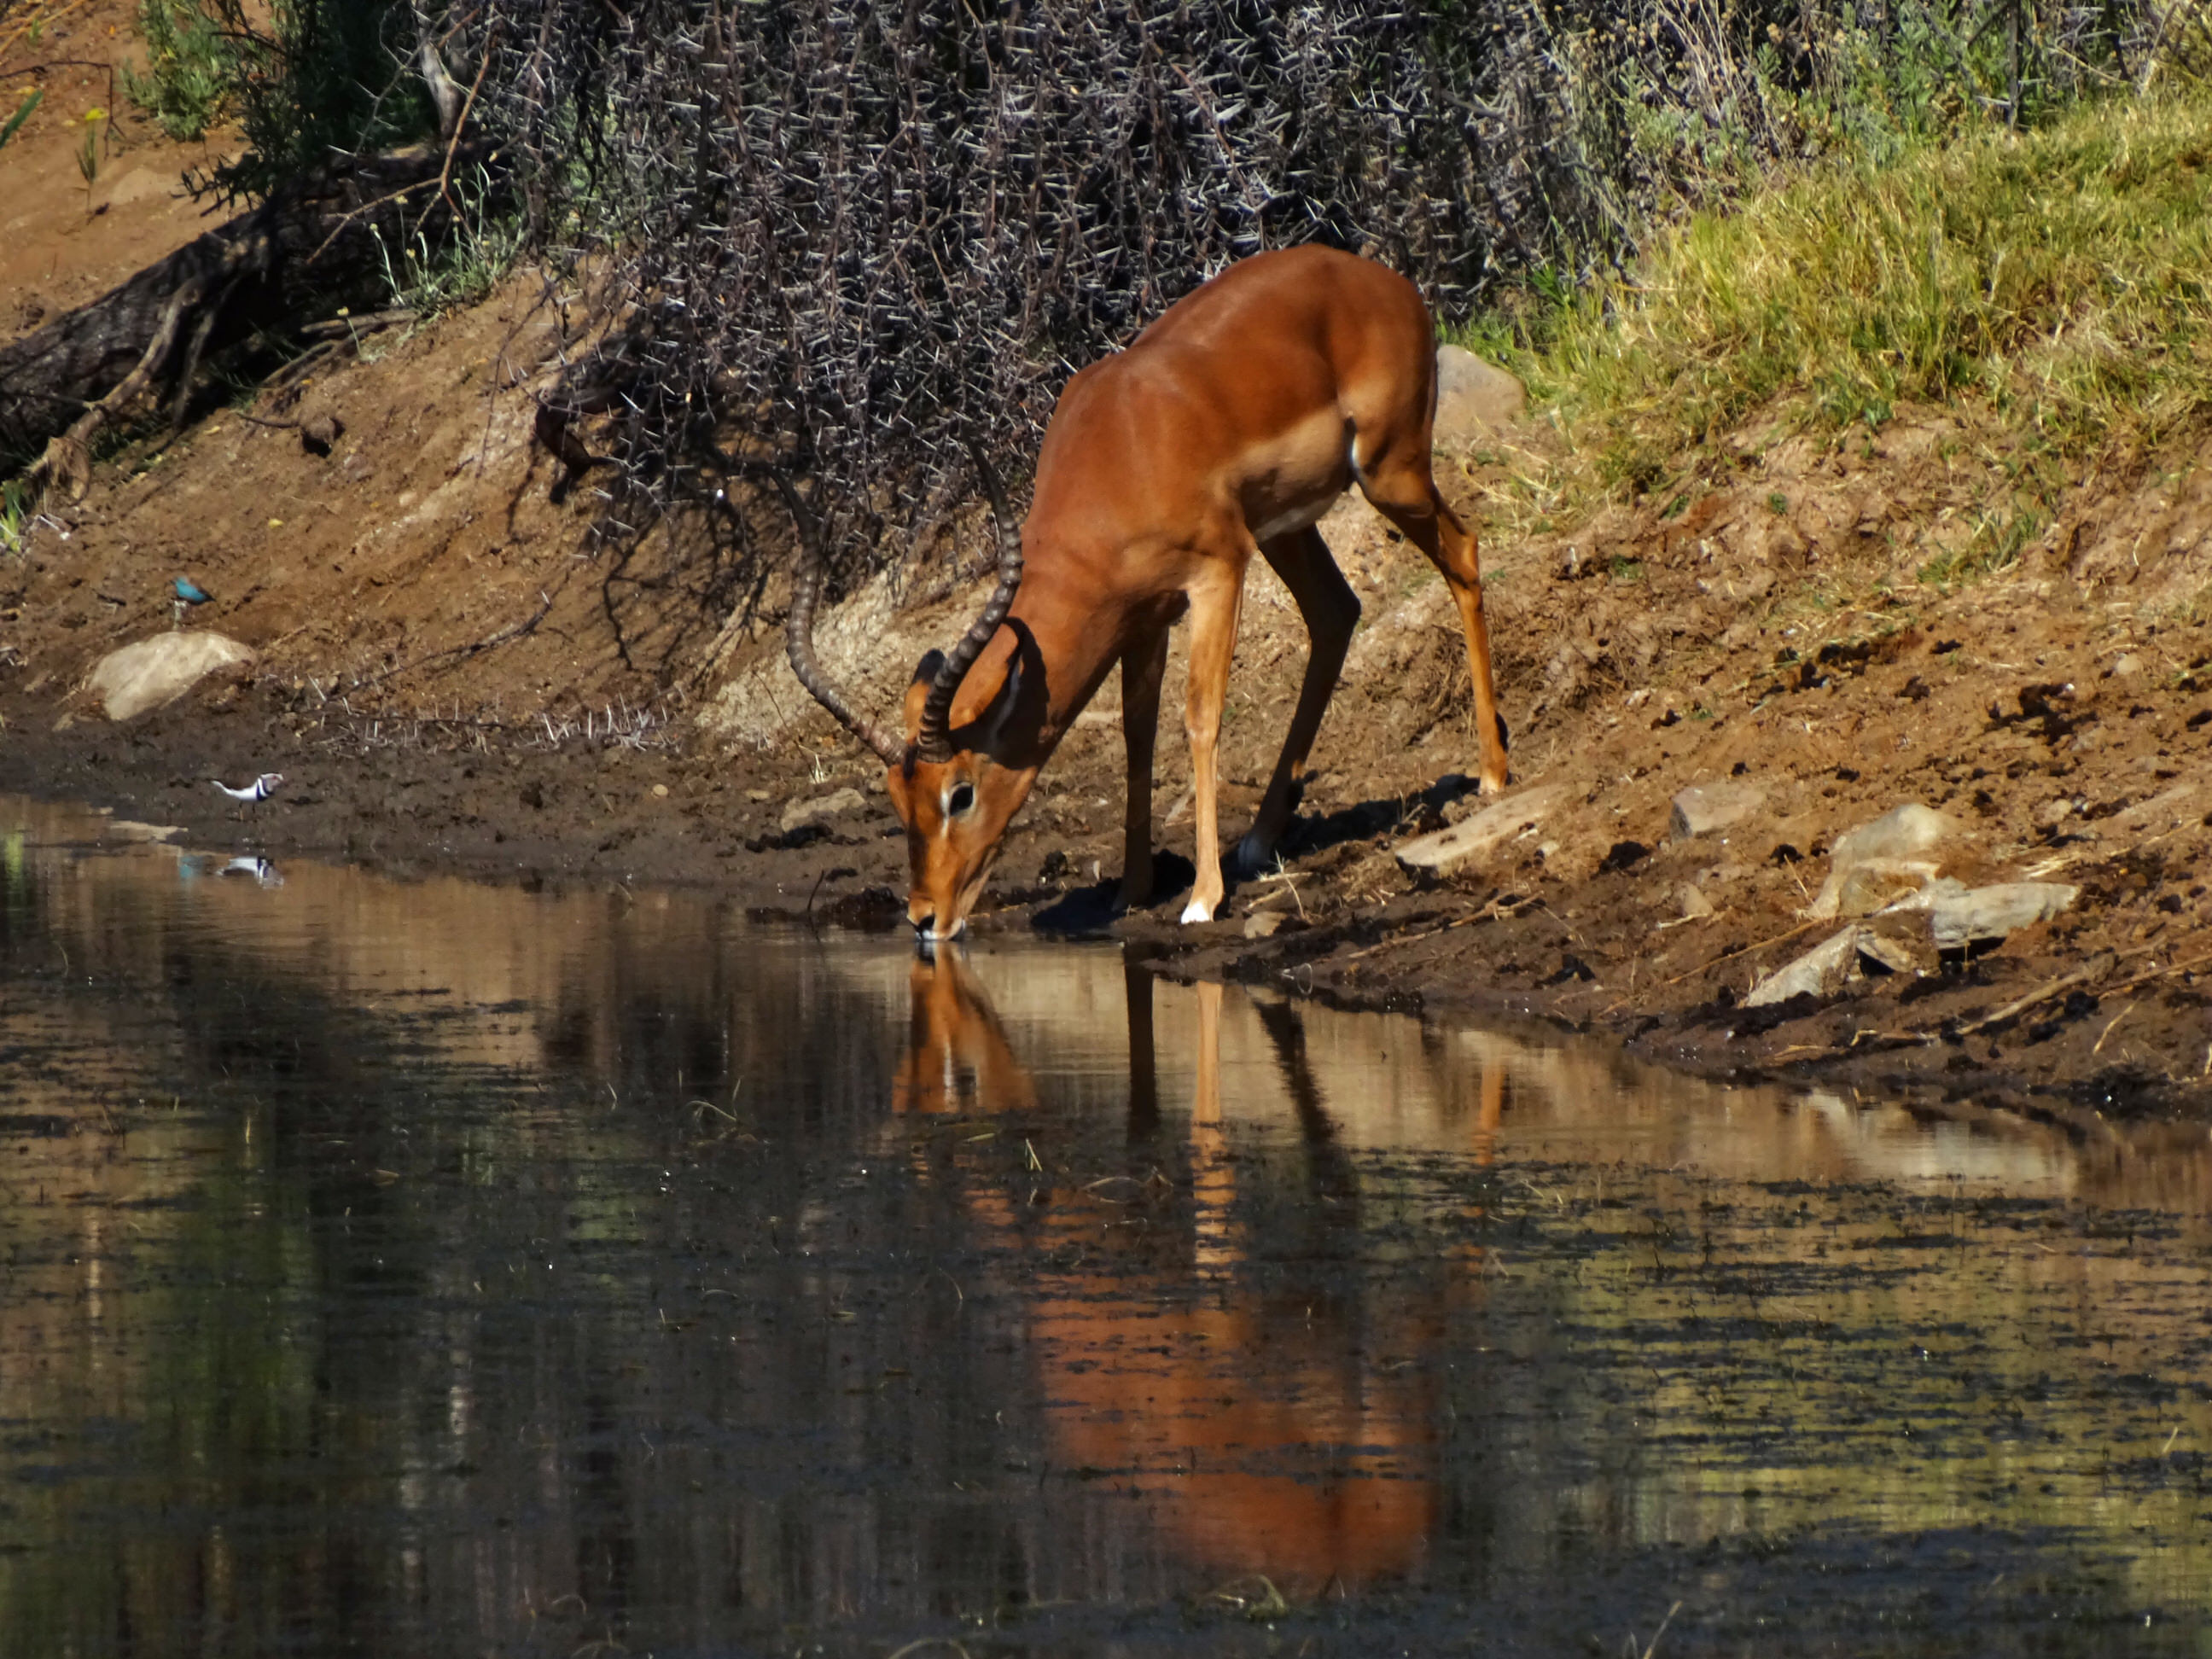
3,95,2209,1121
3,361,2205,1126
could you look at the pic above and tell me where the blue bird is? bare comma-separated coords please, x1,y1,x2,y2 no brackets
172,577,214,630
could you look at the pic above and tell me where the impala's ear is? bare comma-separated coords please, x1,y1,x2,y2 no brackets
973,656,1025,752
902,649,946,742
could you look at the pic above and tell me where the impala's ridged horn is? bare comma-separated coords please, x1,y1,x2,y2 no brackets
917,445,1025,761
777,472,906,766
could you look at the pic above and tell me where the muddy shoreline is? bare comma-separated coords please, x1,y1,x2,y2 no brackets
9,672,2206,1132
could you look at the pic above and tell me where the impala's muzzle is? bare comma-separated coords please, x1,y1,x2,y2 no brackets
914,914,966,946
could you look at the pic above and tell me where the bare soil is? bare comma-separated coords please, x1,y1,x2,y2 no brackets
3,31,2208,1123
1,0,240,348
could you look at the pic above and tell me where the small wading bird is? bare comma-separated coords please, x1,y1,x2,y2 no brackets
784,245,1511,944
210,771,284,818
172,577,213,629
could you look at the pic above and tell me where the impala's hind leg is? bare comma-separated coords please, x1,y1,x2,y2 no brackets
1237,526,1359,872
1118,626,1169,910
1358,443,1510,794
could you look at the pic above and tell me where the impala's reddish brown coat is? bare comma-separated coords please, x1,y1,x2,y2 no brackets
793,245,1509,941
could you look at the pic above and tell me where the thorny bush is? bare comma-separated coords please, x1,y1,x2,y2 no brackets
119,0,2212,615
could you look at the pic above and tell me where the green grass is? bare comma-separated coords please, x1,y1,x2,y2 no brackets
1470,89,2212,481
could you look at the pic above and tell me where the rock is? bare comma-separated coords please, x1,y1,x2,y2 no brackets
82,632,256,722
1924,882,2079,950
2113,782,2205,835
1243,909,1286,940
1873,876,2079,950
1807,803,1962,919
779,785,869,835
1676,883,1717,920
299,408,345,456
1855,914,1937,976
1669,780,1767,840
1432,345,1526,447
1745,928,1866,1006
1394,783,1566,878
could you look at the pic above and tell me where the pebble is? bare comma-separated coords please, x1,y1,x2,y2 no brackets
780,786,869,835
1669,779,1767,840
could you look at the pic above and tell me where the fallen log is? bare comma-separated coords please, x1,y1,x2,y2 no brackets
0,144,504,492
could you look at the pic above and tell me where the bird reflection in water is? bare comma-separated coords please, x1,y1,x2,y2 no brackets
894,946,1509,1594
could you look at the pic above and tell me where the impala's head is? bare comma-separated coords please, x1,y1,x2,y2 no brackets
882,643,1034,940
778,450,1030,945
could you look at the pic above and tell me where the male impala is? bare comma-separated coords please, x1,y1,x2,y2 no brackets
786,244,1509,942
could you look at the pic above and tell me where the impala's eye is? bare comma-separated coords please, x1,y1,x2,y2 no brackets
947,783,976,816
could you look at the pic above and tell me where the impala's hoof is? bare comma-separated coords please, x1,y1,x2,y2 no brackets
1231,830,1275,875
1179,897,1215,924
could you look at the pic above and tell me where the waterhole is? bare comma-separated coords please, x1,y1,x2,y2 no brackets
3,795,2208,1655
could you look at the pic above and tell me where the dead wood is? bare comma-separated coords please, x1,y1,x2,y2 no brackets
0,145,504,492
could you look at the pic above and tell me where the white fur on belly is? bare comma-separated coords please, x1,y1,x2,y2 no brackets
1249,494,1335,544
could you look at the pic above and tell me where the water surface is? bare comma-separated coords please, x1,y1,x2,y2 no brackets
3,796,2209,1655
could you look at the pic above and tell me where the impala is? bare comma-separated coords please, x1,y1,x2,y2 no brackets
785,244,1509,942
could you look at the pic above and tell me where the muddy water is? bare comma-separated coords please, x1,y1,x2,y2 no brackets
3,797,2210,1656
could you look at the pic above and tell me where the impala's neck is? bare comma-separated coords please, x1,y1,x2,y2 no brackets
951,564,1130,771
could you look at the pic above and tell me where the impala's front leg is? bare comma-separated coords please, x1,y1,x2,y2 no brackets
1179,568,1246,924
1120,628,1169,910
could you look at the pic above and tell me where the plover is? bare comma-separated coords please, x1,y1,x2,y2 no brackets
210,772,284,818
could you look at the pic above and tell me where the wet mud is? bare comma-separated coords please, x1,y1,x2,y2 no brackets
3,795,2211,1656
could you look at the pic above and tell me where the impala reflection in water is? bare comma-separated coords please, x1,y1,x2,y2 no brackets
894,950,1498,1586
3,794,2211,1656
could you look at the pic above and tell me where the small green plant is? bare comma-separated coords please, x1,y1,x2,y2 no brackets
370,164,524,319
1918,503,2042,590
73,107,103,212
0,480,34,558
0,88,42,151
121,0,236,142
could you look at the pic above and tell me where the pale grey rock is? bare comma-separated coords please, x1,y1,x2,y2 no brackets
1243,909,1287,940
1433,345,1527,447
1677,882,1717,920
780,785,869,834
1669,779,1767,840
83,632,256,722
1745,928,1866,1006
1394,783,1566,877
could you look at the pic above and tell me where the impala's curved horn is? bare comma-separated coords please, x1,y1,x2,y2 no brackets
777,472,906,766
917,444,1025,760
